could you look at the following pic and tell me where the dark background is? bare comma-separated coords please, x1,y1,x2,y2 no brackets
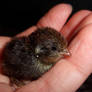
0,0,92,36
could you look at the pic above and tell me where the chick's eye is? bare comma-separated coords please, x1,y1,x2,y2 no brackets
41,47,48,51
51,46,57,51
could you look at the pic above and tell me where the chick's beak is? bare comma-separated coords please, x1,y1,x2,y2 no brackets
60,48,70,57
64,48,70,56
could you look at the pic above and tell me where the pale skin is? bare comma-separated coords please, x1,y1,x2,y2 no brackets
0,3,92,92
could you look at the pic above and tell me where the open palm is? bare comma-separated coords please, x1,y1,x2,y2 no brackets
0,4,92,92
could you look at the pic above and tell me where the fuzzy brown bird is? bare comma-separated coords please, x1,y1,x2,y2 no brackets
2,27,70,87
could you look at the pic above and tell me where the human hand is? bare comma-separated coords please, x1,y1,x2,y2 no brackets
0,4,92,92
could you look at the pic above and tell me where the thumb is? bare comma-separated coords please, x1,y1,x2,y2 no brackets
0,37,13,92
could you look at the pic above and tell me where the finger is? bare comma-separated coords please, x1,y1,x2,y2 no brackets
0,37,11,72
0,37,11,53
74,13,92,34
61,10,91,41
37,4,72,31
0,83,13,92
0,37,11,57
0,38,13,92
17,24,92,92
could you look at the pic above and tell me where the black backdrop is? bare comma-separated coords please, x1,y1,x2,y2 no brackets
0,0,92,36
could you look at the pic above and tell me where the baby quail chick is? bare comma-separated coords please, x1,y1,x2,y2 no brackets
2,27,70,87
